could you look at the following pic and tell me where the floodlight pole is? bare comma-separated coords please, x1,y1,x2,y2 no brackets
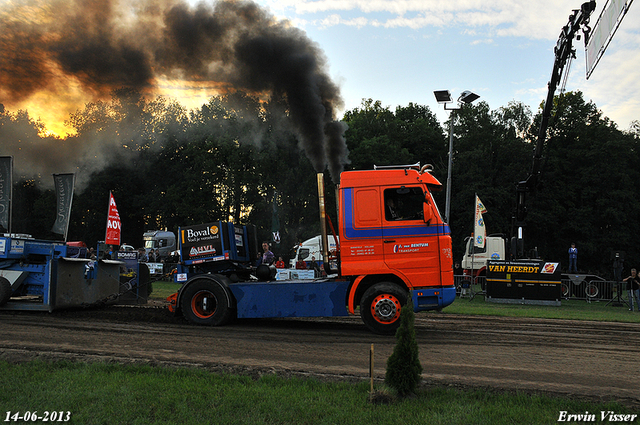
434,90,480,224
445,108,455,224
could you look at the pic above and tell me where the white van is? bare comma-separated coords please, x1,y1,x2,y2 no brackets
289,235,337,268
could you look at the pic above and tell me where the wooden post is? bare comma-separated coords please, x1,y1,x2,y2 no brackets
369,343,374,393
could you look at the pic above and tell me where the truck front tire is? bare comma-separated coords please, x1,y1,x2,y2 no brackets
180,279,234,326
360,282,408,335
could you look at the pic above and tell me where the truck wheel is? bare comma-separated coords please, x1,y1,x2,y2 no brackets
0,277,11,307
180,279,233,326
360,282,408,335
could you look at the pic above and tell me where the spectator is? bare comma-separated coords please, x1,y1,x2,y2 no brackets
309,256,321,277
623,268,640,312
568,243,578,273
295,259,307,270
261,241,275,265
275,256,286,268
138,248,148,263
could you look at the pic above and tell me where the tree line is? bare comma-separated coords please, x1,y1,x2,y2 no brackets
1,90,639,278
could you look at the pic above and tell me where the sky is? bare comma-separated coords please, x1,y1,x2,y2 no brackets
1,0,638,136
249,0,640,130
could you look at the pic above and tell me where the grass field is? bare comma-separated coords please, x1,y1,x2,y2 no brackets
4,279,632,424
0,361,635,425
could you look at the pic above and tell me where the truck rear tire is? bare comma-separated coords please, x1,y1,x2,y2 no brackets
0,277,11,307
360,282,408,335
180,279,234,326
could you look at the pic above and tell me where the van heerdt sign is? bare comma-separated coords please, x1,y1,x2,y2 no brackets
485,259,562,302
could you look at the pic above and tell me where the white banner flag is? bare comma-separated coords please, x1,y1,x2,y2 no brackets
474,195,487,249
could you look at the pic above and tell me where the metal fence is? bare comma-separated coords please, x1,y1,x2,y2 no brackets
454,274,636,304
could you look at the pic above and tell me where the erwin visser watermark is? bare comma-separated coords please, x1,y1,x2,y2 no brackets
557,411,638,422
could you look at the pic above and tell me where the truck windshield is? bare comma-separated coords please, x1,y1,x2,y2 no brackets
144,240,156,249
467,240,486,255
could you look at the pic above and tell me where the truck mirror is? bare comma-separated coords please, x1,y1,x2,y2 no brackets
423,203,434,223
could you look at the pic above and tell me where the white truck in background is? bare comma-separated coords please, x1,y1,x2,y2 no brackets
142,230,176,258
461,234,506,281
289,235,337,269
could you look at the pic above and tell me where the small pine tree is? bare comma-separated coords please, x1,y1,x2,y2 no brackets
384,298,422,397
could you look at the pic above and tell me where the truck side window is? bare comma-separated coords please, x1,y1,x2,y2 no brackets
384,187,424,221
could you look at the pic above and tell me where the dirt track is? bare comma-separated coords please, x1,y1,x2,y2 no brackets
1,304,639,407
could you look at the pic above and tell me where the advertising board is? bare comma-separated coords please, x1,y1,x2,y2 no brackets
180,222,225,264
486,259,562,305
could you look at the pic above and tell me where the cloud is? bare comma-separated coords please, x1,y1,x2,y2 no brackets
259,0,607,40
579,45,640,128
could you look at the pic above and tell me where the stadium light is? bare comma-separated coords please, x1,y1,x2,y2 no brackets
433,90,480,223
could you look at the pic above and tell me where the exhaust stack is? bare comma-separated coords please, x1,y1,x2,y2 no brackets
317,173,329,270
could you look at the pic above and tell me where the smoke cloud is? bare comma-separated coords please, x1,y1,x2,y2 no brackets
0,0,349,183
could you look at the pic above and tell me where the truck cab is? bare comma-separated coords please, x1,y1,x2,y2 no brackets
142,230,176,258
338,165,455,332
168,163,456,335
461,234,506,279
289,235,337,269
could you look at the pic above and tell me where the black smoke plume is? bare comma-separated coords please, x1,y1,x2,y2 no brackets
0,0,349,182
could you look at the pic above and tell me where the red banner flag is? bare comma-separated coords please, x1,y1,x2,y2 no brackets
105,191,121,246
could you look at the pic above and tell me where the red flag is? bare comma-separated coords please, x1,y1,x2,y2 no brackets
105,191,121,246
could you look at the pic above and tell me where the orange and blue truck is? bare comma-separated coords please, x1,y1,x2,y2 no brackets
167,163,455,334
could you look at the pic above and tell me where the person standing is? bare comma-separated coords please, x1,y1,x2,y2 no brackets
568,243,578,273
138,248,148,263
309,256,321,277
275,256,285,268
623,268,640,311
261,241,275,265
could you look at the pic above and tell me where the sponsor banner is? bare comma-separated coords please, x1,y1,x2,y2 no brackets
51,173,75,239
180,222,223,262
10,239,25,254
473,195,487,249
486,259,562,301
487,260,561,278
117,251,138,261
105,191,121,246
146,262,164,275
0,156,12,232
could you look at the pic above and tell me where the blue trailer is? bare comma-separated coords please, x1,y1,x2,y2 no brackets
0,235,121,311
168,221,351,324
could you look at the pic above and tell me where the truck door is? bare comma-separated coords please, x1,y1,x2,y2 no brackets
381,186,442,288
339,186,385,276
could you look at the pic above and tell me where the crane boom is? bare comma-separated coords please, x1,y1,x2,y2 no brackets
513,1,597,259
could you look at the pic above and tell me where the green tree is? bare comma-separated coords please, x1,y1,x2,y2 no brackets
446,101,532,259
342,99,446,172
527,91,640,275
385,299,422,397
